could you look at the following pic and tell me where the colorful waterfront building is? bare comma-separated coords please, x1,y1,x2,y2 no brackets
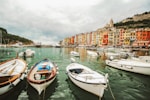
70,36,75,45
122,29,131,46
82,33,86,46
112,28,120,46
133,28,150,47
75,34,79,46
97,29,103,47
89,32,93,46
77,33,85,46
103,30,108,46
119,29,125,46
91,31,97,46
96,28,108,47
108,30,113,46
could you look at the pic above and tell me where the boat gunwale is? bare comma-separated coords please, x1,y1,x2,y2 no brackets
27,59,57,84
67,72,107,85
0,74,20,87
0,58,27,87
106,59,150,68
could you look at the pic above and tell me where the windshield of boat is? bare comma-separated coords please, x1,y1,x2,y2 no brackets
69,69,83,74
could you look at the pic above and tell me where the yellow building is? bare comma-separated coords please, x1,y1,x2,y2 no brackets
123,29,131,46
91,31,97,46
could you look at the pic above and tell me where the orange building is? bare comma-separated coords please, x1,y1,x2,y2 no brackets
119,29,125,46
133,29,150,47
70,36,75,45
102,32,108,45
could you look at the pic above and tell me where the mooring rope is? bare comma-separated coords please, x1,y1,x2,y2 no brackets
43,89,46,100
108,81,116,100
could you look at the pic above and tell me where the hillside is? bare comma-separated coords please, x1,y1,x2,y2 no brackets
114,11,150,28
0,27,33,44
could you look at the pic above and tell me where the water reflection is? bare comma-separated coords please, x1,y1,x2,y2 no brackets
27,78,58,100
0,47,150,100
66,78,99,100
0,79,26,100
105,66,150,100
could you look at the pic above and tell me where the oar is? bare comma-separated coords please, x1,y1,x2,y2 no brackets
8,62,18,75
0,61,17,74
1,61,18,75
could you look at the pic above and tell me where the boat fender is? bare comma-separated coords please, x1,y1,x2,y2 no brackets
9,83,15,88
109,56,114,61
20,75,24,80
125,66,133,69
20,78,23,81
35,73,41,80
105,73,109,79
105,73,109,82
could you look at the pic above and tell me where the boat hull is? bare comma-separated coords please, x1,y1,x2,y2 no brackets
106,59,150,75
28,76,56,94
0,73,26,95
67,73,106,97
70,51,80,57
27,59,58,95
0,58,27,95
66,63,107,98
87,50,98,57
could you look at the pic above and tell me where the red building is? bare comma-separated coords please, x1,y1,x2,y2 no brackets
102,33,108,45
133,29,150,48
70,36,75,45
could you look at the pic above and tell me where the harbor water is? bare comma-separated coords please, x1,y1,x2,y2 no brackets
0,47,150,100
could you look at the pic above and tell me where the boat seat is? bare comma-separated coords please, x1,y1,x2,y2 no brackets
34,70,52,80
35,70,51,74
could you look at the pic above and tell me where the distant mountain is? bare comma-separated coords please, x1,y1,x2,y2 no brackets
114,11,150,28
0,27,33,44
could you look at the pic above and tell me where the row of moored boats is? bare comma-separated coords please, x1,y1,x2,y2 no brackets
0,56,108,99
0,48,150,99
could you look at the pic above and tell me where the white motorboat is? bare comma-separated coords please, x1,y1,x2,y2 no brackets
27,59,58,95
138,56,150,63
19,49,35,57
66,63,108,98
0,58,27,95
106,58,150,75
70,51,80,57
87,50,99,57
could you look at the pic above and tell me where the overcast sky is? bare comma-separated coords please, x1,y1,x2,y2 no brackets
0,0,149,45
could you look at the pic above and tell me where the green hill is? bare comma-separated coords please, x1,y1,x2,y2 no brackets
114,11,150,28
0,27,33,44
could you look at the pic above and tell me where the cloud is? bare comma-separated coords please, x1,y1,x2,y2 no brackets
0,0,149,44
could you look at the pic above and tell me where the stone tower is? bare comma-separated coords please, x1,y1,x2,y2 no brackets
110,19,114,27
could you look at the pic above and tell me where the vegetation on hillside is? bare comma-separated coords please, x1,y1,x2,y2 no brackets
114,19,150,28
114,11,150,28
0,27,33,44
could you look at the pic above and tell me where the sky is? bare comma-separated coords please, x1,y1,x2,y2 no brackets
0,0,150,45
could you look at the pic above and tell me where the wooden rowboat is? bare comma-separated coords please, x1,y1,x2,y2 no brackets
27,59,58,95
0,58,27,95
66,63,108,98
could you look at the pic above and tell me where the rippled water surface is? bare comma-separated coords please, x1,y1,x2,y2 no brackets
0,47,150,100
